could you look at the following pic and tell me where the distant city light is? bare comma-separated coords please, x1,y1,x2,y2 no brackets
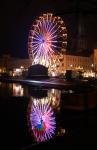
70,64,73,67
83,71,95,78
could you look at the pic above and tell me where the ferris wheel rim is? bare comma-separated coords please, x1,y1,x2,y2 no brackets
28,12,67,66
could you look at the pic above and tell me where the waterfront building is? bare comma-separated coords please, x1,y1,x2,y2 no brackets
0,49,97,78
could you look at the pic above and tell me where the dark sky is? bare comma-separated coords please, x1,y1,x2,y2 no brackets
0,0,97,58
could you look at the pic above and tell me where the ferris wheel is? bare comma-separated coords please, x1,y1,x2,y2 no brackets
28,13,67,67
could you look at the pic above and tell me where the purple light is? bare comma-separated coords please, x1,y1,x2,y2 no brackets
28,101,56,143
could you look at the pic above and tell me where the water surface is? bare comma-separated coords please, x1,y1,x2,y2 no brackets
0,82,97,150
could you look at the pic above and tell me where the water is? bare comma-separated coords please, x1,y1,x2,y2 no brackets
0,82,97,150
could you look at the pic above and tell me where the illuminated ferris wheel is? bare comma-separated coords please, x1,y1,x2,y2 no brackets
28,13,67,67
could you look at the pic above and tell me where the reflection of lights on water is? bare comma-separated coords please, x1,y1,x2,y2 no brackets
13,84,24,96
69,90,74,93
30,89,61,109
62,89,74,94
57,128,66,136
33,97,49,106
28,101,56,143
27,89,67,143
48,89,61,109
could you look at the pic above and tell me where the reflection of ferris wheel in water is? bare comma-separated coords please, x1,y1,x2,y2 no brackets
28,13,67,67
27,98,56,143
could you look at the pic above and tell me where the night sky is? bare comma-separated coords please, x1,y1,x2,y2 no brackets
0,0,97,58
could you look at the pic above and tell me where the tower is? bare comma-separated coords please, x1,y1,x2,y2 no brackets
76,13,87,52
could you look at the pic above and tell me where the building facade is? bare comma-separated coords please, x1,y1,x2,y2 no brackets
0,49,97,77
